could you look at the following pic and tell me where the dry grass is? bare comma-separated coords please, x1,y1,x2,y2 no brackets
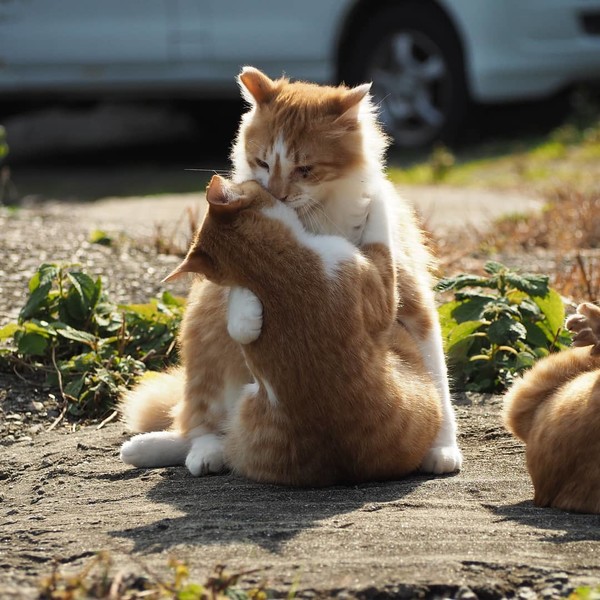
430,186,600,303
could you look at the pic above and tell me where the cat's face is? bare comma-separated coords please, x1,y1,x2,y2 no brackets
233,67,372,213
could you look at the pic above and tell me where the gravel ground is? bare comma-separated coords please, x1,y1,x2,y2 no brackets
1,189,599,599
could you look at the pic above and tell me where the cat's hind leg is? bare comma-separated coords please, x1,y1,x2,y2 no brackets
395,265,462,474
417,323,462,475
120,431,190,468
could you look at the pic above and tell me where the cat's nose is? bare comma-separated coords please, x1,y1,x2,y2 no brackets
279,195,288,202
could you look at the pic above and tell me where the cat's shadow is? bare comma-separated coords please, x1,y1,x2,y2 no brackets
109,467,435,553
485,501,600,543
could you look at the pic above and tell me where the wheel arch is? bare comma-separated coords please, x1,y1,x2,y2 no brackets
335,0,469,94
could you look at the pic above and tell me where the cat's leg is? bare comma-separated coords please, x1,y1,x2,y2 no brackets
365,189,461,474
415,317,462,474
227,286,263,344
185,431,227,476
394,264,462,475
174,281,254,477
566,302,600,353
120,431,190,468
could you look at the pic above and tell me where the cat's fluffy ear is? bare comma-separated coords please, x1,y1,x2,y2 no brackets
238,66,277,105
163,250,214,282
206,174,251,216
336,83,372,125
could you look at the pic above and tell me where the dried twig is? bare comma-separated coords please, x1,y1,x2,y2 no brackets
96,410,119,430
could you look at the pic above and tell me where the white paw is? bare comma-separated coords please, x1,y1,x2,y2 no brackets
120,431,189,468
185,434,226,477
227,286,263,344
420,444,463,475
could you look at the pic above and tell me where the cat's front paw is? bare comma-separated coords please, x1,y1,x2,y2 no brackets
185,434,226,476
566,303,600,353
420,444,463,475
227,286,263,344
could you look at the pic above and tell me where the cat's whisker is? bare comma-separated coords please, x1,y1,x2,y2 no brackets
184,168,231,174
310,202,346,237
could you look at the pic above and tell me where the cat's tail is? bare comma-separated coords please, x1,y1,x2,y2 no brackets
119,366,184,432
503,345,599,442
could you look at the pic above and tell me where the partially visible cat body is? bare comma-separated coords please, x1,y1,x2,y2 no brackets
503,302,600,514
120,67,461,476
124,175,442,486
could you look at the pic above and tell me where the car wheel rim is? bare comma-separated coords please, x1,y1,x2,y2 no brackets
368,31,452,147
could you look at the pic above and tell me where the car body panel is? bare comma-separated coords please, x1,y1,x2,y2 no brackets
1,0,600,101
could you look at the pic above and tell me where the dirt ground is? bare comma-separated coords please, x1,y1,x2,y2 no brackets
1,188,599,599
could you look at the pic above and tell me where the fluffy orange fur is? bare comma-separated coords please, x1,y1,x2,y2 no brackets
120,66,458,475
503,302,600,514
169,176,441,486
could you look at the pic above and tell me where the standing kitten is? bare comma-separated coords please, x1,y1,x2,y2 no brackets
121,67,461,475
503,302,600,514
161,175,441,485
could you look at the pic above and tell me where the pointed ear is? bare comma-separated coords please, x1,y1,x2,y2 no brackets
162,250,214,282
238,66,277,105
336,83,371,125
206,174,251,216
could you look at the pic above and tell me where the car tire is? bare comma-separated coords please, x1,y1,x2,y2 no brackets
341,2,469,149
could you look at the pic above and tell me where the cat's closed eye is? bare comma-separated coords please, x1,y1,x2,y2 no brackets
295,165,313,178
256,158,269,172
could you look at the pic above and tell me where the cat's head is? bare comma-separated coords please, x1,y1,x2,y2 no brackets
164,175,280,285
231,67,388,213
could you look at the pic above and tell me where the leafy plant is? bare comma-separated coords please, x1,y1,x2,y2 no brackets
569,586,600,600
0,263,184,420
436,261,571,392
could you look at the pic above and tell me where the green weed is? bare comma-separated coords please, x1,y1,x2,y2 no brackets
38,552,269,600
436,261,571,392
0,263,184,421
569,586,600,600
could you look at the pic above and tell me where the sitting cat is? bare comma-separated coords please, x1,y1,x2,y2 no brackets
503,302,600,513
123,176,442,486
120,67,461,476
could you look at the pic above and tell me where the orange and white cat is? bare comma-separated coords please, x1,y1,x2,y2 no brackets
125,175,441,485
120,67,461,475
503,302,600,513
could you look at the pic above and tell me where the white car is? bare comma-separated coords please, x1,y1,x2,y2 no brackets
2,0,600,148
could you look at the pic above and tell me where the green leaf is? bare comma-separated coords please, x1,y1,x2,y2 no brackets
55,324,97,345
524,321,550,348
0,323,20,340
64,272,101,322
64,374,85,399
487,316,527,345
505,272,549,297
435,274,494,293
483,261,505,275
19,282,52,321
452,295,494,323
534,289,565,337
89,229,113,246
28,263,59,293
161,291,185,307
17,331,48,356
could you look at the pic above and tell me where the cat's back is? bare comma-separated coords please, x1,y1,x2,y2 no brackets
522,362,600,513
